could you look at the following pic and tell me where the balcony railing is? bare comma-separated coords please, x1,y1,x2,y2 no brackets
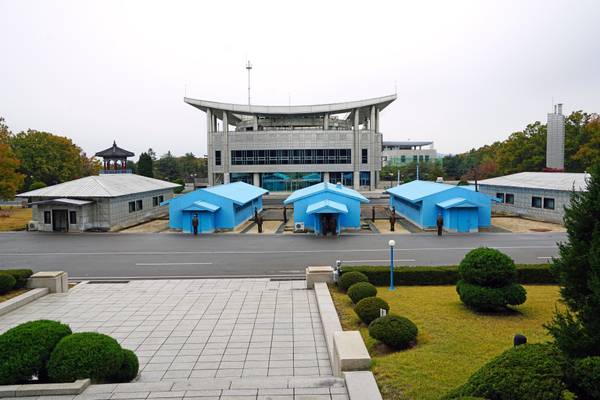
100,169,132,174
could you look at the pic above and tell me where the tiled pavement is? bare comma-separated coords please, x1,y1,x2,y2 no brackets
0,279,348,400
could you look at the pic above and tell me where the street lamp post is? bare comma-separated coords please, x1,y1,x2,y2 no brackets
388,239,396,291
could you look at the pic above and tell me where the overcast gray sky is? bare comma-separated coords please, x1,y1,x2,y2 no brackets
1,0,599,158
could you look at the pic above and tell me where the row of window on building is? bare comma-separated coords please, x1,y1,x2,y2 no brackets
128,195,164,213
219,149,371,166
388,154,431,164
228,171,371,191
496,192,555,210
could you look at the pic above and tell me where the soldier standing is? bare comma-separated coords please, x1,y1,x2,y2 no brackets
436,213,444,236
192,213,199,236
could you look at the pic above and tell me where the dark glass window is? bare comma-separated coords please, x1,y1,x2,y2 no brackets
44,211,51,224
532,196,542,208
496,193,505,203
136,200,143,211
505,193,514,204
362,149,368,164
360,171,370,186
425,155,430,162
230,149,351,165
401,155,406,163
413,155,418,162
215,150,221,166
543,198,555,210
69,211,77,224
159,195,164,203
152,196,159,207
128,201,135,213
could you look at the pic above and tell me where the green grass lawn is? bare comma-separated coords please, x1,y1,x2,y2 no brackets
330,284,562,400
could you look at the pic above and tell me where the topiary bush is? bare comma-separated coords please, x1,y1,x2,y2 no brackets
444,343,568,400
338,271,369,291
368,315,418,349
0,320,72,384
1,269,33,289
456,247,527,311
347,282,377,304
571,356,600,399
48,332,124,383
354,297,390,325
108,349,139,383
0,273,16,295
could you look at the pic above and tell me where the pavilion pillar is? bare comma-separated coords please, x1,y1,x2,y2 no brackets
353,108,360,190
223,111,230,184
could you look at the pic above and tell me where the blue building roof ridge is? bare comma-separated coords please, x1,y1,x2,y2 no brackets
182,200,221,212
306,199,349,215
385,180,459,202
283,181,369,204
437,197,478,209
203,181,269,205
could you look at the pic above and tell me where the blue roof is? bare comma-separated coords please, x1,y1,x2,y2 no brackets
306,199,349,215
437,197,478,209
182,200,220,212
386,180,457,202
203,181,269,205
283,182,369,204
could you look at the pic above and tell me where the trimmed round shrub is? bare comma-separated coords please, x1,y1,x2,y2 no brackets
0,273,16,294
444,343,568,400
456,281,527,311
347,282,377,304
108,349,139,383
368,315,418,349
48,332,124,383
354,297,390,325
1,269,33,289
572,356,600,399
0,320,72,384
459,247,516,287
338,271,369,291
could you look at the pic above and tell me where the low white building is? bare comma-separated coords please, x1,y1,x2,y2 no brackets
17,174,179,232
477,172,589,224
382,141,437,166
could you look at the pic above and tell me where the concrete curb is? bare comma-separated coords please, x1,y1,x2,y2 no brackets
0,288,49,317
0,379,90,397
344,371,383,400
313,282,343,363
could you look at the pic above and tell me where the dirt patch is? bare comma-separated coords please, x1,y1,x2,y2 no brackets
120,219,169,233
245,220,282,234
492,217,565,233
373,219,410,234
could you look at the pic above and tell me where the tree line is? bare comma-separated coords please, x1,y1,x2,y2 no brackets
0,117,207,200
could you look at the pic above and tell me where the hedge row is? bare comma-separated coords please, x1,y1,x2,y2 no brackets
339,264,555,286
0,269,33,294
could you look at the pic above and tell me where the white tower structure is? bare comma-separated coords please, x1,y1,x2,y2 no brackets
546,103,565,171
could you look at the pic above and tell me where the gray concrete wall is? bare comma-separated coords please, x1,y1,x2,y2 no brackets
478,184,571,224
108,189,174,231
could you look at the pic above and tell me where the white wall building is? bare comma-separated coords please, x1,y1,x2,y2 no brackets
382,141,437,166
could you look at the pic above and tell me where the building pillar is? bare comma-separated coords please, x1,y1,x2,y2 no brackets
207,108,214,186
324,113,329,130
353,108,360,190
253,173,260,187
223,111,229,185
253,115,259,131
369,106,376,191
324,171,330,183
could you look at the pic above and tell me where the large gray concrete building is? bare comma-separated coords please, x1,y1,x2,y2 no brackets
17,174,179,232
184,94,397,191
477,172,588,224
382,141,437,166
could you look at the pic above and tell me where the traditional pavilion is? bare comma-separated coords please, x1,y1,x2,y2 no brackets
95,141,135,173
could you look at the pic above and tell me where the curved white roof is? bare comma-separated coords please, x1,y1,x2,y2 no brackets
184,94,397,116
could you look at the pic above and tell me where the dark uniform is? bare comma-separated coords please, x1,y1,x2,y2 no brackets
436,214,443,236
192,214,199,236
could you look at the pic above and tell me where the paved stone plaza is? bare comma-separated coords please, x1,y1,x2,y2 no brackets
0,279,348,400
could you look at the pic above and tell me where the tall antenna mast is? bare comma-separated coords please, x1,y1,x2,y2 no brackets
246,60,252,106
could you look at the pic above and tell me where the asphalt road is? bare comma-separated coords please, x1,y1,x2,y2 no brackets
0,231,565,280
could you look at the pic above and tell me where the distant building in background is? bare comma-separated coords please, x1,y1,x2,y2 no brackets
478,172,588,224
184,94,397,191
382,141,437,166
546,104,565,171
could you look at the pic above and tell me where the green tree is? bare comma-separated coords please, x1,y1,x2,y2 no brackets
0,117,11,145
545,163,600,357
137,152,154,178
0,143,24,199
155,151,178,181
10,130,89,190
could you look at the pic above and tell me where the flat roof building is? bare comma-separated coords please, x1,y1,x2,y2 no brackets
185,94,397,191
477,172,589,224
382,140,437,166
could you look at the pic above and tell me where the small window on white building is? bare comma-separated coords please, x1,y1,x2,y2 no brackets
505,193,514,204
44,211,51,224
152,196,159,207
136,200,143,211
496,193,505,203
128,201,135,213
159,195,164,203
532,196,542,208
544,198,555,210
69,211,77,224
